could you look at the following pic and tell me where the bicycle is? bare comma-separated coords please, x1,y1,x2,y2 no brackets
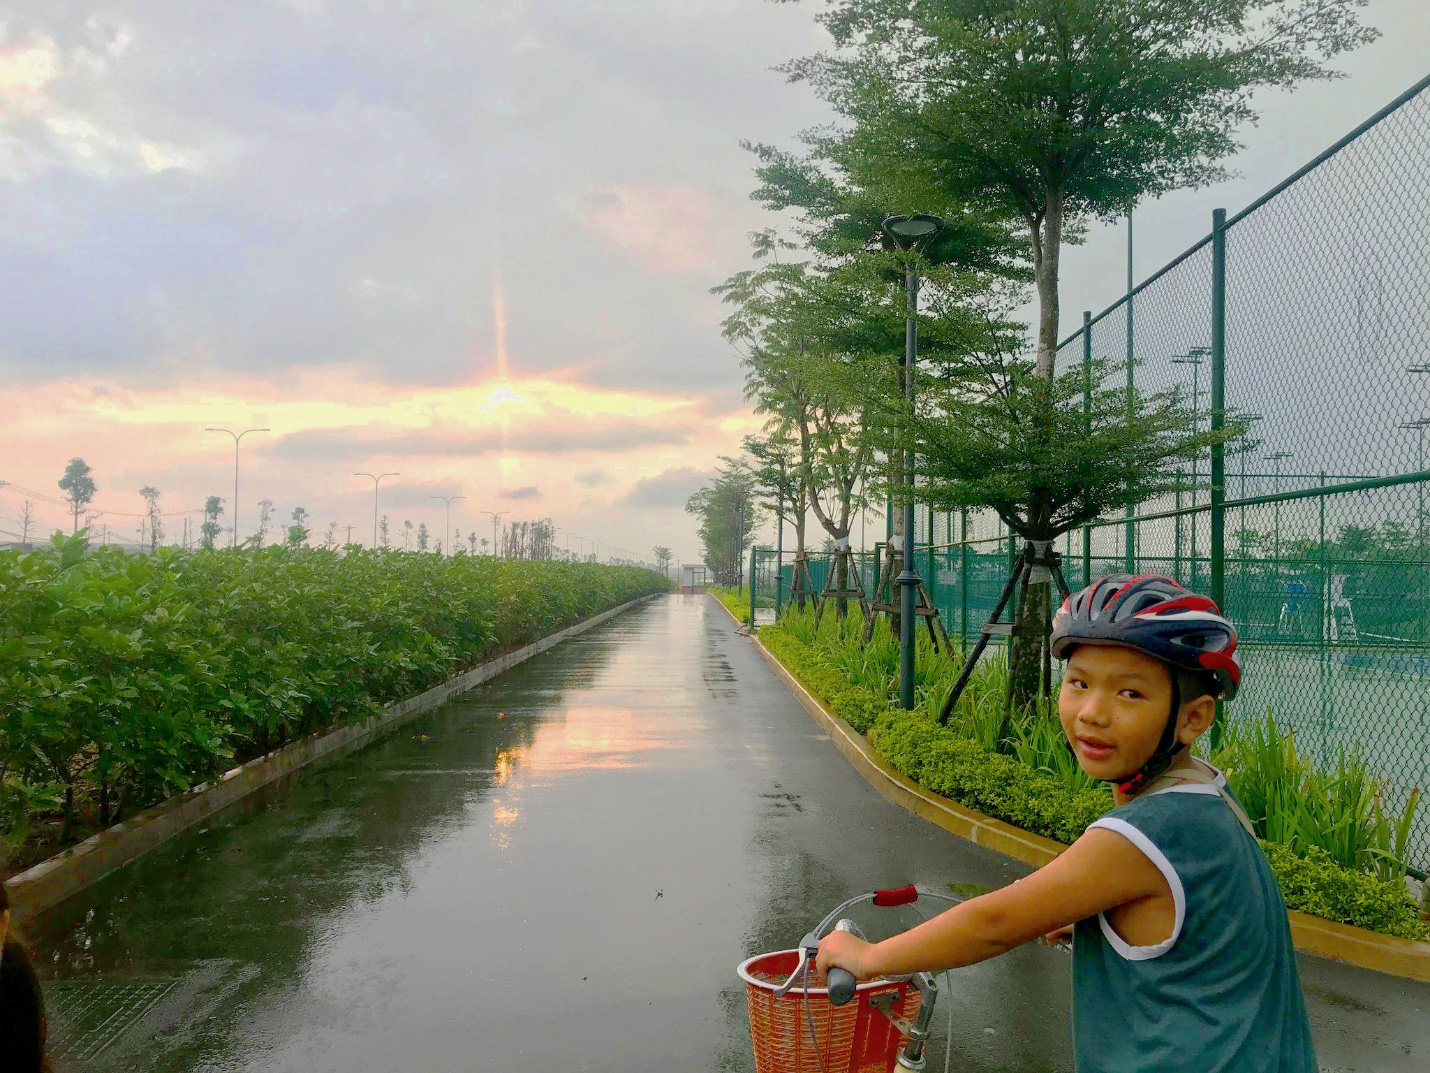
737,884,964,1073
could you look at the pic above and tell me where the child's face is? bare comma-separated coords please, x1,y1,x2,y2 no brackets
1057,644,1205,782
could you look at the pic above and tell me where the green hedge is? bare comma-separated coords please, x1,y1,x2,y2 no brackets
759,624,1429,942
709,584,750,624
1,533,667,860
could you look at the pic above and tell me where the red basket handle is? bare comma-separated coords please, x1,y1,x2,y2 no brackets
872,885,918,907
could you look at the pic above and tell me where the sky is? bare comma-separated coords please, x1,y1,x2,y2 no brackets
1,0,1426,564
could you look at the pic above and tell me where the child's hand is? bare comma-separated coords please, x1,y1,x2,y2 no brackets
816,930,877,981
1040,924,1074,949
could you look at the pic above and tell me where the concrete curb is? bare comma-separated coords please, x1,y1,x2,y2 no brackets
721,600,1430,984
6,593,659,923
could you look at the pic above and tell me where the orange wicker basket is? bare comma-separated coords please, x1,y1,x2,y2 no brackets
738,949,923,1073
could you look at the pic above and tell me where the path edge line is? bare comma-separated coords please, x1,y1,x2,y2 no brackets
718,599,1430,984
6,593,660,922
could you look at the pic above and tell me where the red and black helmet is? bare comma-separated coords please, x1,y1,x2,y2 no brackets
1051,574,1240,701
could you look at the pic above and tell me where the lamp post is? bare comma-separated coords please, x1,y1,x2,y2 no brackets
883,213,944,711
483,511,506,558
1236,413,1265,499
206,427,270,547
354,472,399,547
1171,349,1208,585
430,495,465,557
1266,452,1294,564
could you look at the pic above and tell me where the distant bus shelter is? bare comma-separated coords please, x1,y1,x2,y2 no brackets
681,565,709,594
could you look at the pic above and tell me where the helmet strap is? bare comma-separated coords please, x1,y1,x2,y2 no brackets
1116,676,1184,797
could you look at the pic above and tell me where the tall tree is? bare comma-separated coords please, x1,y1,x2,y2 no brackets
139,486,163,551
380,514,391,548
255,499,275,546
417,522,430,552
200,495,225,550
286,506,310,548
685,462,760,586
777,0,1374,700
323,520,339,549
18,499,36,547
403,519,414,551
58,457,97,533
653,546,673,574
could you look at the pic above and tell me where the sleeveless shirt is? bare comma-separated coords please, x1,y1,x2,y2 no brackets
1071,769,1316,1072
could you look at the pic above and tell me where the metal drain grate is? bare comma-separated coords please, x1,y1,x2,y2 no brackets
47,979,177,1062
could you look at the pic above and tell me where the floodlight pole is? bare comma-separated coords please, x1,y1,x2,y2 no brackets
206,427,269,547
355,472,399,547
430,495,465,557
484,511,506,558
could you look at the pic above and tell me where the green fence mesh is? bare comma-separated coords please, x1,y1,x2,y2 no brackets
750,76,1430,869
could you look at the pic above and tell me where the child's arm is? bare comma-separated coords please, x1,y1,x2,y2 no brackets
816,827,1169,978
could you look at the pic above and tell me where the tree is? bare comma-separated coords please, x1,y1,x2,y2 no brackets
468,531,478,555
255,499,275,546
685,462,760,586
200,495,225,549
479,537,489,555
403,519,413,551
775,0,1375,701
653,546,673,574
18,499,36,547
286,506,310,548
380,514,391,548
58,457,97,533
416,522,430,552
323,521,338,549
139,486,164,551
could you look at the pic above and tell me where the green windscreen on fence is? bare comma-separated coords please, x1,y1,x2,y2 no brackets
749,77,1430,871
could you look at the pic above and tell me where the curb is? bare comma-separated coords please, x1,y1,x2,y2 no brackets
6,593,660,923
720,600,1430,984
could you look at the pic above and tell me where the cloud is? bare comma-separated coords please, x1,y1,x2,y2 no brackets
501,485,541,500
620,467,710,509
564,183,723,276
265,417,691,462
573,470,609,486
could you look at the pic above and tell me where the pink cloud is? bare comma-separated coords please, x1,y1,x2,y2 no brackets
566,183,723,276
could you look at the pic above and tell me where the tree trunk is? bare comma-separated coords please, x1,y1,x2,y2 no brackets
1010,191,1064,708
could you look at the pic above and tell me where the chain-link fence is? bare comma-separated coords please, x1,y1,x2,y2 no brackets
749,75,1430,868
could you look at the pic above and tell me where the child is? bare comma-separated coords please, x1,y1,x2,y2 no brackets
1,882,54,1072
816,573,1316,1072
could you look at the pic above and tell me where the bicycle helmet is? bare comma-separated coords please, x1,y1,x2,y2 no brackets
1052,574,1241,795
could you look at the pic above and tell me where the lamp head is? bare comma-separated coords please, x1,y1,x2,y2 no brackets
882,214,945,249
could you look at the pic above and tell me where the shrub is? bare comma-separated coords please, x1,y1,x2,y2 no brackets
0,533,667,857
758,622,1428,941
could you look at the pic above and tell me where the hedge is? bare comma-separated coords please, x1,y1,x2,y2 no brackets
758,623,1429,942
1,534,667,864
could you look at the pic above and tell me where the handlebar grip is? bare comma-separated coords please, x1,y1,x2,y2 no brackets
872,884,918,907
826,965,857,1006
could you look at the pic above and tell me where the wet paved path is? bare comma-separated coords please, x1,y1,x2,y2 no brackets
30,595,1430,1071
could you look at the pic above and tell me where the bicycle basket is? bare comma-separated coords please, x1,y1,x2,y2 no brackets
737,949,923,1073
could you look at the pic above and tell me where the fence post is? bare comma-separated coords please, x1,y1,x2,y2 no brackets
1210,207,1227,614
1083,310,1093,587
1125,218,1136,573
748,547,757,629
927,504,937,612
1209,206,1228,744
957,509,969,644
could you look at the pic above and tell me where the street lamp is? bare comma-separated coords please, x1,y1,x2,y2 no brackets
883,213,944,710
354,472,399,547
205,427,270,547
430,494,465,557
483,511,506,558
1234,413,1265,499
1266,452,1294,564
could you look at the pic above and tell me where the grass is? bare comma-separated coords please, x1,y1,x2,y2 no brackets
774,603,1423,883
